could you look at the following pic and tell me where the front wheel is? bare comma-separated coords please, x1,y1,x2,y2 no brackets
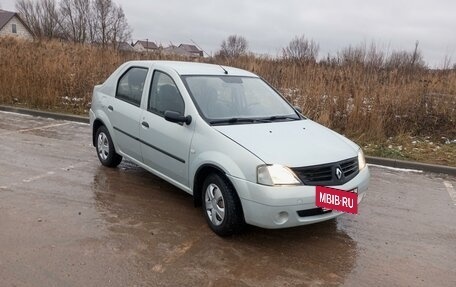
202,173,245,236
95,126,122,167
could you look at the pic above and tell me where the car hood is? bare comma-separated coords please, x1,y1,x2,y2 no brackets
214,119,359,167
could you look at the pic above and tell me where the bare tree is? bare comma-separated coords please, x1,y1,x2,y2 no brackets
92,0,131,47
59,0,90,43
16,0,41,37
218,35,248,58
339,44,366,65
15,0,131,46
41,0,60,38
442,55,452,70
93,0,112,46
109,5,131,48
410,41,422,67
336,42,386,69
282,35,319,63
365,43,385,68
385,42,426,70
16,0,61,39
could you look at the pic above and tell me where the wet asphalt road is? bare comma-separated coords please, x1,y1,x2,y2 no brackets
0,111,455,287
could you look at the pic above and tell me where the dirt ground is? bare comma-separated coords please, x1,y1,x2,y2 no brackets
0,111,455,287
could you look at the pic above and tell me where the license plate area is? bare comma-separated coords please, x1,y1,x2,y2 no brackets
316,186,358,214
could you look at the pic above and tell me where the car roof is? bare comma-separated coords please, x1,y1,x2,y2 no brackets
124,60,258,77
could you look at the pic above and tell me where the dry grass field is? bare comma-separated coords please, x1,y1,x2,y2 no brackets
1,38,455,165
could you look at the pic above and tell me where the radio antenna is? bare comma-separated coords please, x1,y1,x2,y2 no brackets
190,39,228,74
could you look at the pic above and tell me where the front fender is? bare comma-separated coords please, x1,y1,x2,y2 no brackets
189,146,263,193
188,118,265,195
190,151,244,182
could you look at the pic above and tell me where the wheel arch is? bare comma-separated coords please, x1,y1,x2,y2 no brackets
92,118,105,146
193,164,241,208
91,110,115,149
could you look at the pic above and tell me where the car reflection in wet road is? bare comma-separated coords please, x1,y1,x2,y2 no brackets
0,111,455,287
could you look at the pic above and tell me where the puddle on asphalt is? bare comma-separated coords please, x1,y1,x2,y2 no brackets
89,162,358,285
21,123,90,141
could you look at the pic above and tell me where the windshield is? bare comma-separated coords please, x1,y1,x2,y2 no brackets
181,76,300,124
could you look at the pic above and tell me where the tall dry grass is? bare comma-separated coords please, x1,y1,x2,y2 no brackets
0,37,455,141
0,38,184,113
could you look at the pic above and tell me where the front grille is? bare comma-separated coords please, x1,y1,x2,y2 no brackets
291,157,359,186
297,208,332,217
340,157,358,177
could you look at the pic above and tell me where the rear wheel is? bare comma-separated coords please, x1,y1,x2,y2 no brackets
95,126,122,167
202,173,245,236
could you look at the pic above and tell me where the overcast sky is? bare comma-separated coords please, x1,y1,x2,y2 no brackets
1,0,455,67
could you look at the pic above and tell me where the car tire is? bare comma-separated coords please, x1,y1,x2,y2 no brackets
202,173,245,236
95,125,122,167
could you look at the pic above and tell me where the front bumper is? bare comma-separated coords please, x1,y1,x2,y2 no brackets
228,166,370,229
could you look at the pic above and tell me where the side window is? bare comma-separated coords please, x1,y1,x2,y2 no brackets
148,71,184,116
12,23,17,34
116,67,148,107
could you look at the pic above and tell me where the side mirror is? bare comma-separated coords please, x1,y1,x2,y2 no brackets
164,111,192,125
294,106,302,114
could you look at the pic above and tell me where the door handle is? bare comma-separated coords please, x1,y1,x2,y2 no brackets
108,105,114,111
141,121,149,128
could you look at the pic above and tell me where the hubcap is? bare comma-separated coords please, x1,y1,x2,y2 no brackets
205,183,225,226
97,132,109,161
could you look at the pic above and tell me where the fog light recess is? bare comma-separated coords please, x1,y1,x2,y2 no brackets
273,211,289,225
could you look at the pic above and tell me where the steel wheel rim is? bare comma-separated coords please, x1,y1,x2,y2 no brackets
205,183,225,226
97,132,109,161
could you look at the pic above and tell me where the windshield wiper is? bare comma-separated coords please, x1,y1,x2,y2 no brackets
209,116,300,125
209,117,269,125
261,115,300,121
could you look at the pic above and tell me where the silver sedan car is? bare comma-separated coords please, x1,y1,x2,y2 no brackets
90,61,369,236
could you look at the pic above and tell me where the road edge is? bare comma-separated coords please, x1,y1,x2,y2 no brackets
367,156,455,176
0,105,89,124
1,104,455,176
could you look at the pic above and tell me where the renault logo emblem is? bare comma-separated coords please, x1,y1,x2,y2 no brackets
335,167,343,180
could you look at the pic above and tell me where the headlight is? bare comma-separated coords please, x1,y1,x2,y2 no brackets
257,164,301,186
358,149,366,170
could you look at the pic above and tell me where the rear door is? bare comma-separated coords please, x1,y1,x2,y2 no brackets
108,66,149,162
139,70,195,187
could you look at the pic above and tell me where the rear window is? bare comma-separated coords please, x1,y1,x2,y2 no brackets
116,67,148,106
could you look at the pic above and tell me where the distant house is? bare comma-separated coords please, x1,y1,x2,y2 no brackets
162,45,190,56
117,41,134,52
0,9,33,39
178,44,203,57
162,43,203,58
133,40,158,52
